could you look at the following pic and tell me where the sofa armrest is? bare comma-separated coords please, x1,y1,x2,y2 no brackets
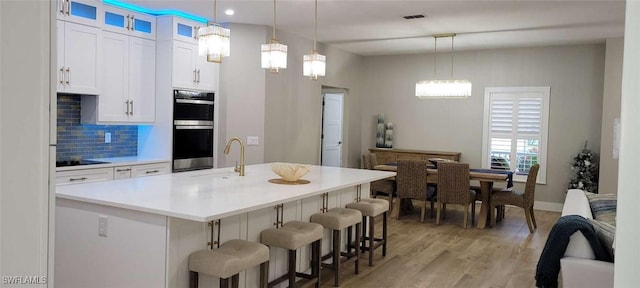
562,189,593,219
560,257,613,288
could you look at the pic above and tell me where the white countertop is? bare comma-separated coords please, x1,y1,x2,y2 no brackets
56,156,170,172
56,163,396,222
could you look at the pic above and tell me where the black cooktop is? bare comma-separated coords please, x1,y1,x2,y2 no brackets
56,160,110,167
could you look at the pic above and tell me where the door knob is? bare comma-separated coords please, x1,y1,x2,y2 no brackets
338,141,342,144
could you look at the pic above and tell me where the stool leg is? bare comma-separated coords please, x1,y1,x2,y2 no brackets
288,249,296,287
260,261,269,288
369,216,375,266
346,226,352,257
382,211,388,257
220,277,229,288
361,216,367,253
189,271,198,288
355,223,361,275
312,239,321,288
333,229,341,287
231,274,239,288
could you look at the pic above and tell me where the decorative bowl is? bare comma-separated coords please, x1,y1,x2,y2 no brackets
271,163,311,182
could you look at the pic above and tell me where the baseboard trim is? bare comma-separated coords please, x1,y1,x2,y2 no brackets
534,201,563,212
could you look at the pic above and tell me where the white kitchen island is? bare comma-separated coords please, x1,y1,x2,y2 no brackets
55,163,395,288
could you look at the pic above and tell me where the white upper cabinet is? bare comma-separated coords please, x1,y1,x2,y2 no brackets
57,20,101,95
103,5,156,40
85,30,155,124
56,0,102,27
156,17,203,44
171,41,219,91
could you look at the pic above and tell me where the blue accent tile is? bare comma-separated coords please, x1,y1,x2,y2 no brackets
56,94,137,161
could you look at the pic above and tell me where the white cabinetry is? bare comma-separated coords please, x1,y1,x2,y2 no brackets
56,167,114,185
171,40,219,91
82,31,155,124
131,162,171,178
56,0,102,27
103,5,156,40
57,20,101,95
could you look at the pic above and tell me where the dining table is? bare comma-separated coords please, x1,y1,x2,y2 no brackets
373,163,512,228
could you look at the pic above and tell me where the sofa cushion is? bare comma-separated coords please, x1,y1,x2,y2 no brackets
585,192,616,226
588,219,615,258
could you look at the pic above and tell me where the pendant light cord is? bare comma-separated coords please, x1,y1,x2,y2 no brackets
433,36,437,77
213,0,217,23
313,0,317,50
450,35,454,79
272,0,277,39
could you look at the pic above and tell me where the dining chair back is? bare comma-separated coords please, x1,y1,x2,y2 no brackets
490,163,540,233
363,154,395,212
436,162,476,228
396,160,435,222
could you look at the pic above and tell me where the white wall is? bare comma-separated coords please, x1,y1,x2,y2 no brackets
361,45,605,204
263,30,364,167
218,24,268,168
599,37,623,195
0,0,52,285
614,1,640,286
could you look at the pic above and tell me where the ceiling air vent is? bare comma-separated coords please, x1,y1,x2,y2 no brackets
403,14,425,20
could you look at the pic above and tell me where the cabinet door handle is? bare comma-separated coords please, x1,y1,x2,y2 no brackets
65,0,70,15
65,67,70,85
59,0,65,14
116,168,131,172
193,26,198,39
145,170,160,174
193,69,197,83
69,177,87,182
125,100,130,115
197,69,201,83
126,15,130,30
130,15,135,31
59,68,64,84
130,100,134,115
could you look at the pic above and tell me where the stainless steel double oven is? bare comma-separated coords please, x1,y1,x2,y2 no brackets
172,90,214,172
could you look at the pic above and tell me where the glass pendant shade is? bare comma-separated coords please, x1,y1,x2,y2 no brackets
261,39,288,73
415,80,472,98
303,50,326,80
198,23,230,63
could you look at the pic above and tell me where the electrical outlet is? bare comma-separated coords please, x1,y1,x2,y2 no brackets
98,215,108,237
105,132,111,143
247,136,259,146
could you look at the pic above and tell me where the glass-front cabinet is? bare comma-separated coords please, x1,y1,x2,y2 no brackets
103,5,156,40
56,0,102,27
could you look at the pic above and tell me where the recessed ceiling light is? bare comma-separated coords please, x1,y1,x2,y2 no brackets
225,9,234,16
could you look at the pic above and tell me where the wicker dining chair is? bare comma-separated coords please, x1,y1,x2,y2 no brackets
396,160,436,222
363,154,396,212
490,164,540,233
436,162,476,228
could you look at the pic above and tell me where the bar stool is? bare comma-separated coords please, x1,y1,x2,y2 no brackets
310,208,362,287
188,239,269,288
261,221,323,288
345,198,389,266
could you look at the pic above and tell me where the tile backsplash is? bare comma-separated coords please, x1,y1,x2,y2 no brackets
57,94,137,160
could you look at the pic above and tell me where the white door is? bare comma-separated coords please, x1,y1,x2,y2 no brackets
64,21,101,94
128,36,156,123
100,31,128,122
321,93,344,167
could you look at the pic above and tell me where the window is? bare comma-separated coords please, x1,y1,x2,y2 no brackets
482,87,549,184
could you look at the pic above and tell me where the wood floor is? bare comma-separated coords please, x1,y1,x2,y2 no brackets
318,202,561,288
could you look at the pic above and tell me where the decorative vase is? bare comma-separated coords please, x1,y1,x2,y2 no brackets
384,126,393,148
376,113,386,148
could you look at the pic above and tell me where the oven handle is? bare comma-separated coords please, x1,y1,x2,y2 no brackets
175,125,214,130
175,99,214,105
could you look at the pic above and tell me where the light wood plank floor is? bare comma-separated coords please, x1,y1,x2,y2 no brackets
319,202,561,288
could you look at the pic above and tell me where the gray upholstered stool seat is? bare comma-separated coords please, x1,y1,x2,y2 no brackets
189,239,269,288
345,198,389,217
310,208,362,287
261,221,323,288
310,208,362,230
346,198,390,266
261,220,323,250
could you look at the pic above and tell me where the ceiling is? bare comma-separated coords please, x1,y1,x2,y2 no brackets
121,0,626,56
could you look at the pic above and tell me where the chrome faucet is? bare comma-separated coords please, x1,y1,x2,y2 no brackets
224,137,245,176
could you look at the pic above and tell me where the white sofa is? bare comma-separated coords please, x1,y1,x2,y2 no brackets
560,189,614,288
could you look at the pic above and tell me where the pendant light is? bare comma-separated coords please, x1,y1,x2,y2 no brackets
415,33,472,98
198,0,230,63
303,0,326,80
261,0,287,73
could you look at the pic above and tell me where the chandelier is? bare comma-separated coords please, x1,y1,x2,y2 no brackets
303,0,326,80
416,33,471,99
198,0,230,63
261,0,287,73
